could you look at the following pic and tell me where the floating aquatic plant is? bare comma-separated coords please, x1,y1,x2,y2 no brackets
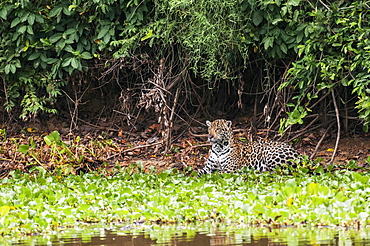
0,165,369,236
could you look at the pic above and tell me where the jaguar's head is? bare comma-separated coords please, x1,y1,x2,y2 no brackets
206,119,233,145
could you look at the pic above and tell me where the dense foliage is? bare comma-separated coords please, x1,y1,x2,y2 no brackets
282,1,370,132
0,166,370,236
1,0,370,135
0,0,140,119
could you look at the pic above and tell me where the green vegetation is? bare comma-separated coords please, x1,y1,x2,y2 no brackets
282,1,370,132
0,165,369,236
1,0,370,239
0,130,118,177
15,130,115,173
1,0,370,138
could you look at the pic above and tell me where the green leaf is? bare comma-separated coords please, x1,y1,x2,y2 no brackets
281,186,294,197
252,11,263,26
29,137,36,148
64,28,76,35
288,0,301,6
79,204,90,211
71,57,79,69
103,33,111,43
64,45,74,53
56,39,66,50
263,37,274,50
71,50,80,56
63,7,72,16
65,65,74,75
122,187,132,194
285,179,297,188
10,18,20,28
62,57,72,67
27,25,34,35
18,25,27,34
50,33,62,43
80,52,92,59
97,26,110,39
307,183,318,195
352,172,369,184
35,14,44,24
18,144,30,154
141,30,153,41
40,38,52,46
28,53,41,61
280,43,288,54
0,8,7,19
37,177,47,185
45,58,60,64
44,131,61,145
49,7,63,17
0,206,11,216
4,64,10,74
28,14,35,25
50,131,61,142
296,32,304,44
280,6,287,17
40,53,48,62
9,64,17,74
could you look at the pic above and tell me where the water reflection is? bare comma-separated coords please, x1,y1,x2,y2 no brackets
3,224,370,246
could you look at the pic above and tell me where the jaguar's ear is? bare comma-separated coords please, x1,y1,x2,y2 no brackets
226,120,232,128
206,120,211,127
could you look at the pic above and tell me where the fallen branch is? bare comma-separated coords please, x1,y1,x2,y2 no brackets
188,131,207,138
286,124,322,143
122,140,163,153
105,140,164,161
282,115,320,142
310,121,335,160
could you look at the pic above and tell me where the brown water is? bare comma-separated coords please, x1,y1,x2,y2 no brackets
3,224,370,246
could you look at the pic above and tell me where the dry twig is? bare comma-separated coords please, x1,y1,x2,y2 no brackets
310,121,335,160
122,140,163,153
330,89,341,164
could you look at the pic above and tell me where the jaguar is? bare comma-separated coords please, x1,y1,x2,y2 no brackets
198,119,300,176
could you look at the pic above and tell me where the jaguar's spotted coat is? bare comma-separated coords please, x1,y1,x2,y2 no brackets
198,119,300,176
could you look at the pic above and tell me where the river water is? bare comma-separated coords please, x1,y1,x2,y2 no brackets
3,223,370,246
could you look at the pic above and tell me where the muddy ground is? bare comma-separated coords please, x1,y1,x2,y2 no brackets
1,117,370,175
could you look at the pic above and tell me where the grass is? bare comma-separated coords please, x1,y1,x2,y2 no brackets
0,164,370,236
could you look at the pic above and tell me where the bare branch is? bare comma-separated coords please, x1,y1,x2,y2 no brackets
330,89,341,165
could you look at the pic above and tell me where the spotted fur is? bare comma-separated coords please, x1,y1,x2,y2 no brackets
198,119,300,176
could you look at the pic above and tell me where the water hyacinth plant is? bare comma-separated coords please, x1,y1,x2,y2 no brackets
0,165,369,236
